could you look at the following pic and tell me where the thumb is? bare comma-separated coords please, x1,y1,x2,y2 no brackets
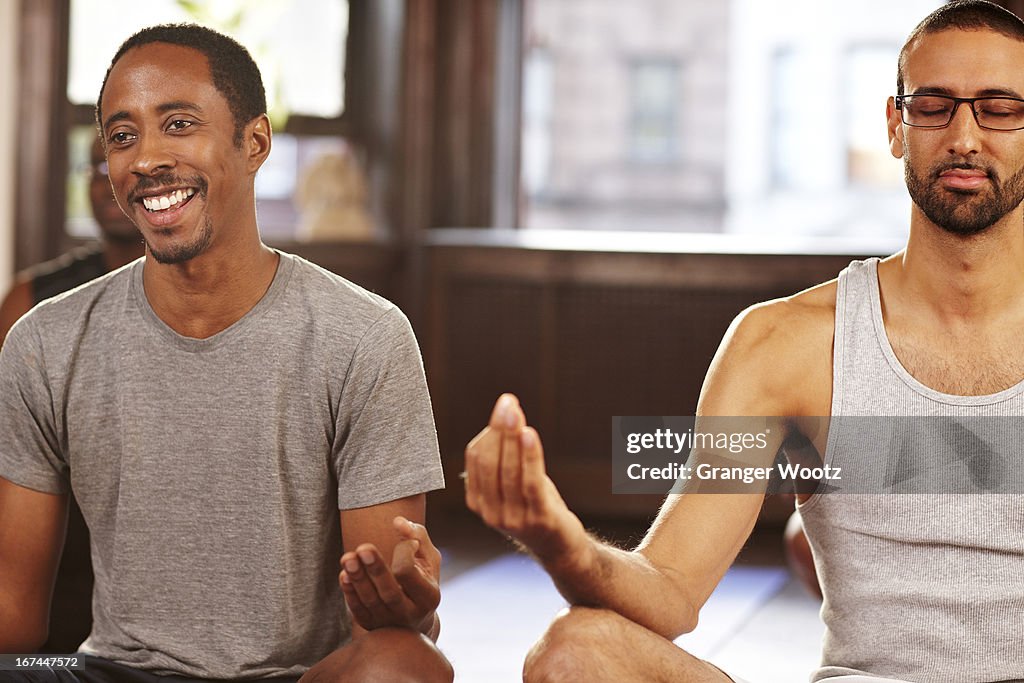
392,539,439,611
391,537,421,575
394,517,435,550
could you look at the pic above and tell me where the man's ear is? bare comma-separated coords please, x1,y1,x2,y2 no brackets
245,114,272,172
886,96,904,159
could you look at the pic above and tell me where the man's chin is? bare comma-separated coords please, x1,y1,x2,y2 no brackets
145,233,213,265
926,209,998,237
148,247,199,265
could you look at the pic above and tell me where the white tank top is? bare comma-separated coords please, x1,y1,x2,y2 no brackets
800,258,1024,681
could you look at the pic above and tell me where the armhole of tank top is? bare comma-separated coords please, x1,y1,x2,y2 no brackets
797,264,849,513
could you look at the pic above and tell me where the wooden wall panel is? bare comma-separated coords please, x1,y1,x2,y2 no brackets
424,245,862,519
16,0,70,271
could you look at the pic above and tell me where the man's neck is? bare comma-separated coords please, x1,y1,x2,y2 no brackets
141,237,280,339
890,208,1024,325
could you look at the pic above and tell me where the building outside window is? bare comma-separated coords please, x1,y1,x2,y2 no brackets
521,0,943,248
629,59,680,163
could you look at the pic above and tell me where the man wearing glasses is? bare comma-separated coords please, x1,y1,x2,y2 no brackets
466,1,1024,681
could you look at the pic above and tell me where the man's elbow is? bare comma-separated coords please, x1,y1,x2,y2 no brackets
653,571,700,639
675,607,699,638
659,602,699,641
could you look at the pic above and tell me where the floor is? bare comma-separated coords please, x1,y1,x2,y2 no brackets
432,512,825,683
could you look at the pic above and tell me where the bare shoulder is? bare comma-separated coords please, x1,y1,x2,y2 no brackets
698,279,836,417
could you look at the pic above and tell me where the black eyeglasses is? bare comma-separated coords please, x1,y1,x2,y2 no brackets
895,94,1024,131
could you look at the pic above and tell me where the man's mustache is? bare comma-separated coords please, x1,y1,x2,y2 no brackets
127,174,207,204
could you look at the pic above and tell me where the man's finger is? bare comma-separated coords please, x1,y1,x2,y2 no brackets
465,425,502,512
500,425,525,525
342,550,391,617
394,516,430,545
520,427,548,505
340,572,377,629
394,544,441,612
488,393,524,433
358,546,408,611
470,433,503,525
396,517,441,562
392,537,419,575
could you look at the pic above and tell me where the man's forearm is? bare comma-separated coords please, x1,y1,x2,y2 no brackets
538,534,698,640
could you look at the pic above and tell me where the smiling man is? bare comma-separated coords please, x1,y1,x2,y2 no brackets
0,25,450,683
465,2,1024,682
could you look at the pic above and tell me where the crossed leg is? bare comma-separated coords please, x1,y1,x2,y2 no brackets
299,628,453,683
524,607,735,683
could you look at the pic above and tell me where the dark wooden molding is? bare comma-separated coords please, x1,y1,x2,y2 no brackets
431,0,499,228
16,0,70,272
397,0,438,238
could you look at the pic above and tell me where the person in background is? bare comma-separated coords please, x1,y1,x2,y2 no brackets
0,136,144,344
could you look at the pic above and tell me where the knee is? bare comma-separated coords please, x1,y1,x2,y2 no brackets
301,628,453,683
523,607,621,683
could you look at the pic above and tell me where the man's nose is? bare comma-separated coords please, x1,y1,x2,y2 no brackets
945,101,982,156
128,133,175,176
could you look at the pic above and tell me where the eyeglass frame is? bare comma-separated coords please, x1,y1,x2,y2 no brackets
894,93,1024,131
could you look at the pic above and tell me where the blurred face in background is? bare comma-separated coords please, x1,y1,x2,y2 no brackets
90,136,141,243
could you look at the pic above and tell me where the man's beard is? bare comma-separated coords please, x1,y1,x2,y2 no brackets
146,215,214,264
905,157,1024,236
127,172,212,264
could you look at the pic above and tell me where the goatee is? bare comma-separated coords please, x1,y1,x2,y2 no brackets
905,157,1024,236
146,215,214,264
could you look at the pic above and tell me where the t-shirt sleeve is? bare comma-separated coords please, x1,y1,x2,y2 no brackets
0,317,68,494
333,306,444,509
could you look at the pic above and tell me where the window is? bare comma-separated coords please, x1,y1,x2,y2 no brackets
845,44,904,188
629,60,680,163
520,0,727,232
520,0,944,246
521,47,553,197
725,0,943,243
770,48,802,190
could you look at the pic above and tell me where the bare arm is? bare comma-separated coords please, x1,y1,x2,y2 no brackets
466,298,832,639
466,397,775,639
338,494,442,641
0,477,67,651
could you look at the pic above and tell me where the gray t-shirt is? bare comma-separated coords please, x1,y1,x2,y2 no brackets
0,252,445,679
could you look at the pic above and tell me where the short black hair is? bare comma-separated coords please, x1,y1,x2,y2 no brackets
897,0,1024,95
96,23,267,146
